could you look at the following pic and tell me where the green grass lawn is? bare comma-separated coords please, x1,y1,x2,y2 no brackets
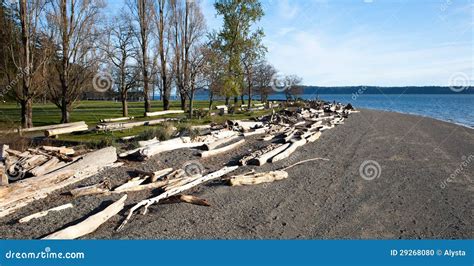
0,100,271,146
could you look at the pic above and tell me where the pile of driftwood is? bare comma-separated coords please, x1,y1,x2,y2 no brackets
0,101,359,239
0,147,119,219
0,145,79,185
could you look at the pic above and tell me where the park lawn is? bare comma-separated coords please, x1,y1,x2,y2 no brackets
0,100,269,146
0,100,221,127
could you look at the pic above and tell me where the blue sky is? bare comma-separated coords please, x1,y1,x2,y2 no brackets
111,0,473,86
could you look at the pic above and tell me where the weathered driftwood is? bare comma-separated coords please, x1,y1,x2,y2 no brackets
249,143,291,166
230,120,264,131
242,127,267,137
21,155,49,171
240,144,280,166
139,137,205,159
96,118,175,131
203,135,239,150
0,121,86,134
138,137,159,147
42,146,75,155
145,110,184,117
117,166,238,231
19,203,73,223
120,135,138,141
271,138,307,163
114,177,147,192
100,117,134,123
133,168,173,182
70,180,111,197
0,162,7,186
200,138,245,158
306,131,322,142
0,147,118,218
43,195,127,239
229,171,288,186
163,195,211,206
29,157,60,176
45,124,88,137
0,144,9,161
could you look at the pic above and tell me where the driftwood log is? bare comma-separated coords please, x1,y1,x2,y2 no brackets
19,203,73,223
200,138,245,158
117,166,238,231
43,195,127,239
271,138,307,162
249,143,291,166
45,124,88,137
229,171,288,186
0,147,118,218
145,110,184,117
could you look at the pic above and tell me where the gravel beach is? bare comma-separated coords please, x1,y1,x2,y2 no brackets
0,109,472,239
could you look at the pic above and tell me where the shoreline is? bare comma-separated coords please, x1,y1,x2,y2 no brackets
0,110,472,239
357,107,474,130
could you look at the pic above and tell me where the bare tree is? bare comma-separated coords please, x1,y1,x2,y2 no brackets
284,74,303,101
129,0,154,113
46,0,104,123
155,0,171,110
6,0,50,128
102,14,138,117
254,62,276,103
170,0,206,111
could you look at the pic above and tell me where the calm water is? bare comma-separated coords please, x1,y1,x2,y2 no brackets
284,94,474,128
192,93,474,128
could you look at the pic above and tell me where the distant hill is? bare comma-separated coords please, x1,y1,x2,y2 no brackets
194,86,473,97
298,86,473,94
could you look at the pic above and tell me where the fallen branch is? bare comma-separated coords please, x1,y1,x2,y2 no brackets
249,143,291,166
117,166,238,231
200,138,245,158
43,195,127,239
19,203,73,223
229,171,288,186
164,195,210,206
271,138,307,162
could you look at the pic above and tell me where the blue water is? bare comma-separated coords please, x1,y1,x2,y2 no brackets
191,94,474,128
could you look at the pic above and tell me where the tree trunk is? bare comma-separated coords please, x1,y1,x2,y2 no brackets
188,90,194,119
21,99,33,128
180,90,186,111
208,93,214,110
225,97,229,105
233,96,238,104
121,93,128,117
241,95,245,105
60,104,70,123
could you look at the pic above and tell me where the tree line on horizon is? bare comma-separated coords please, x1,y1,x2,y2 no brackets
0,0,303,128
